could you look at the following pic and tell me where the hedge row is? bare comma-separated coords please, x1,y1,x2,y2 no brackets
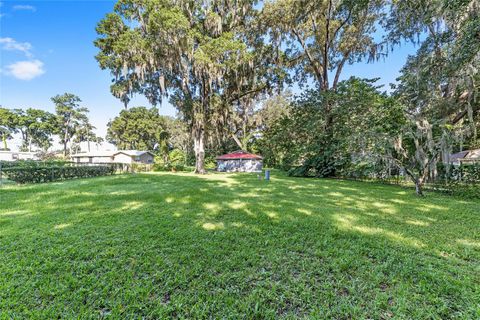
0,160,69,169
3,165,115,184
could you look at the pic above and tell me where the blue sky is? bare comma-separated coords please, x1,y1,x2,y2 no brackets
1,0,418,151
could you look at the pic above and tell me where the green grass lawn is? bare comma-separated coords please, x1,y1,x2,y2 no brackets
1,172,479,319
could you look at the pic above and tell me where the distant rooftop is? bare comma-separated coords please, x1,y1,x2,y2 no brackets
217,150,262,160
71,150,116,157
72,150,153,158
450,151,469,161
0,150,38,154
115,150,154,156
449,149,480,162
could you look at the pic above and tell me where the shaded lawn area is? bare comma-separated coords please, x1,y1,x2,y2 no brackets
0,172,479,319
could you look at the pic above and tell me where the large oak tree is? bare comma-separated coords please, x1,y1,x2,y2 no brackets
384,0,480,195
95,0,281,173
262,0,385,127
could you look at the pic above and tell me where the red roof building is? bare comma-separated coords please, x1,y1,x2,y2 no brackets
216,150,263,160
216,150,263,172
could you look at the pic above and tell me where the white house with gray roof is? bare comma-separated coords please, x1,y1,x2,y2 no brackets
0,150,40,161
71,150,154,164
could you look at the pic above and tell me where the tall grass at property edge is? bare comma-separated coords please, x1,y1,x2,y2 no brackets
0,172,479,318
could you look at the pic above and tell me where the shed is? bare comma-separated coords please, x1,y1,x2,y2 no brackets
216,150,263,172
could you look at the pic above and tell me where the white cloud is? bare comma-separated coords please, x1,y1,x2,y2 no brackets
0,37,45,80
0,37,33,57
12,5,36,12
6,60,45,80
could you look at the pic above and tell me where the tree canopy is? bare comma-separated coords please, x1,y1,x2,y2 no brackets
95,0,285,173
106,106,170,151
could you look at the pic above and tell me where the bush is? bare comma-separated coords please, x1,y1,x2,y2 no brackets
437,163,480,184
172,164,184,171
152,149,187,172
433,163,480,198
288,152,338,177
3,165,115,184
169,149,186,165
153,163,171,172
152,163,185,172
130,163,152,172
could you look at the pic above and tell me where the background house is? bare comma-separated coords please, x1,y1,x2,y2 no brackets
112,150,154,164
72,150,154,164
71,151,116,164
449,149,480,165
0,151,39,162
216,150,263,172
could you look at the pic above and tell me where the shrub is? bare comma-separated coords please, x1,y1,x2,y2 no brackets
3,165,115,184
152,149,187,172
130,163,152,172
152,163,185,172
172,164,185,171
288,152,337,177
437,163,480,183
152,163,171,172
169,149,186,165
434,163,480,198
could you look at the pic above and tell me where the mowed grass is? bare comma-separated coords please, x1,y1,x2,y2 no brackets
0,172,479,319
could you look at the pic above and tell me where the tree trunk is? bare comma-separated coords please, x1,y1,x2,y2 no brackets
193,120,206,174
231,133,244,150
415,176,425,196
63,129,69,157
2,134,7,150
404,168,425,197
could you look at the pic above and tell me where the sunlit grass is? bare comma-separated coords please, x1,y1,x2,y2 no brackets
0,172,478,318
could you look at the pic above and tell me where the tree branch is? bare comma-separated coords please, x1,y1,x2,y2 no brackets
322,0,332,90
332,9,351,42
292,27,323,85
228,85,268,104
450,104,480,125
332,54,349,89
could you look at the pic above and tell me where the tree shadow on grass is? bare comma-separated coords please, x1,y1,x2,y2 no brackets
0,172,478,318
